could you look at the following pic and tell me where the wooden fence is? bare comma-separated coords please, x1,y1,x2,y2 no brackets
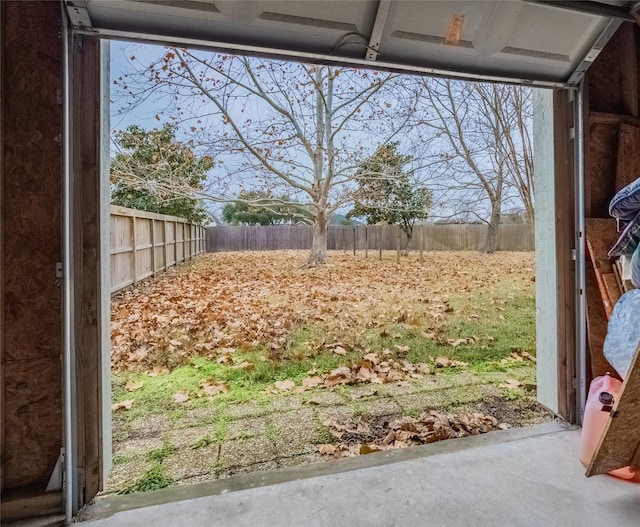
206,224,534,253
110,206,207,293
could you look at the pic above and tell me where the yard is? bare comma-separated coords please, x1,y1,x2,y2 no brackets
108,250,552,494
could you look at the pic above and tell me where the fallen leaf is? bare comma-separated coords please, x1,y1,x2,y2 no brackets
450,359,468,367
217,355,233,364
148,365,170,377
302,376,324,388
232,361,255,371
125,380,144,392
318,444,336,455
201,381,230,396
274,380,296,392
173,391,190,403
499,379,523,389
359,444,381,455
112,400,133,411
333,345,347,356
325,366,353,386
435,356,450,367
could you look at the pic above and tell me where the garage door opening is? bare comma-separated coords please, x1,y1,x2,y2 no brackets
102,38,551,496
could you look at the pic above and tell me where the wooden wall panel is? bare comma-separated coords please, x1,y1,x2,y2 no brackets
588,122,618,218
1,1,63,499
3,359,62,487
619,23,639,118
588,27,623,115
616,123,640,191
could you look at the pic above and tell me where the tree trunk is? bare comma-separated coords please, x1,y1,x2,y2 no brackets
482,210,500,254
401,231,412,256
307,211,328,266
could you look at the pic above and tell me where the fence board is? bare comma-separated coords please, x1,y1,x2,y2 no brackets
206,224,534,253
110,206,206,294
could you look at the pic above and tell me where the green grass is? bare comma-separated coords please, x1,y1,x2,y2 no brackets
264,422,279,442
404,407,420,418
146,441,176,463
109,257,539,494
117,464,174,494
111,288,536,422
190,435,216,450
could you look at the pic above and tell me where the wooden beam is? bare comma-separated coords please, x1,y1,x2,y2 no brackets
585,218,619,319
585,263,617,380
589,111,640,127
0,491,63,523
553,89,576,422
72,33,107,505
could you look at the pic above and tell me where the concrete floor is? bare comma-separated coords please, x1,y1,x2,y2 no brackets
77,421,640,527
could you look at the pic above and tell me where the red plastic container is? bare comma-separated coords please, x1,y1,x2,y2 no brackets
579,374,636,480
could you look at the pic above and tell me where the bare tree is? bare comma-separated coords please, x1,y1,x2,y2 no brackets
496,85,534,224
114,47,413,266
412,78,533,253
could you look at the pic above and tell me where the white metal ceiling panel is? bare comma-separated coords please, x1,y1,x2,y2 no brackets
70,0,637,86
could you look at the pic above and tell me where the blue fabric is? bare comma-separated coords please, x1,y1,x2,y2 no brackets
603,289,640,378
633,243,640,289
609,177,640,224
608,210,640,257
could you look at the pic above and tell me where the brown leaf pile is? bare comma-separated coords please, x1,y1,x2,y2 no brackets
263,351,468,394
111,251,534,370
319,411,500,458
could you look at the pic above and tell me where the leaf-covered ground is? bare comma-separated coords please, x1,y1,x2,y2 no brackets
108,250,551,494
111,250,536,370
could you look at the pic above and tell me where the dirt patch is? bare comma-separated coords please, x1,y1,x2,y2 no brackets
316,397,553,460
472,396,554,428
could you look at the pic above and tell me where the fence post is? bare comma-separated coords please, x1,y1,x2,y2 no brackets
131,215,137,285
183,222,187,262
379,227,382,260
365,226,368,258
151,218,156,273
174,221,178,265
396,227,400,263
353,226,356,256
163,220,168,271
419,224,424,263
